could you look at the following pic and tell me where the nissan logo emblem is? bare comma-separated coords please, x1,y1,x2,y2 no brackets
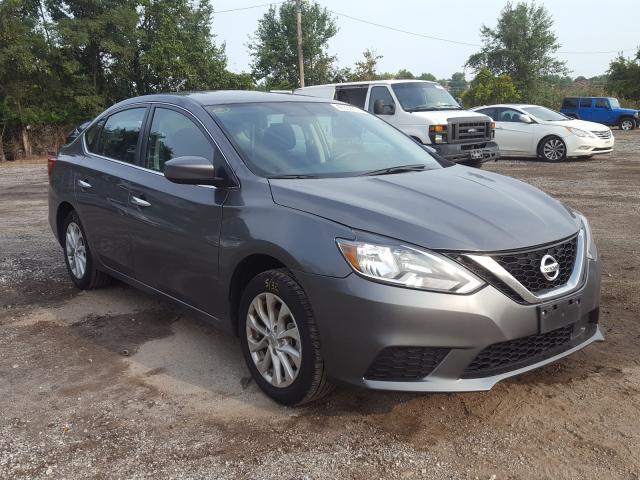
540,254,560,281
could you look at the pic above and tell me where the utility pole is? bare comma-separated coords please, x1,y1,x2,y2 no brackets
295,0,305,87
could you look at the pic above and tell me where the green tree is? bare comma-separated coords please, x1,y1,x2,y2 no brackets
448,72,468,97
351,49,382,81
461,68,520,107
249,1,338,89
607,50,640,101
417,72,436,81
395,68,415,79
466,1,567,101
132,0,228,95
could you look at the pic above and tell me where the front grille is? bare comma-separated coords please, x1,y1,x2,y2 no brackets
450,121,492,143
492,235,577,294
461,324,575,378
591,130,612,139
365,346,449,381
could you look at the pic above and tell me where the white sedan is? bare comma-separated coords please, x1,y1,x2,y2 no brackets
471,104,614,161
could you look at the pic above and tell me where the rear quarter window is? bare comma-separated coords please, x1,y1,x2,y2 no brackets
562,98,578,108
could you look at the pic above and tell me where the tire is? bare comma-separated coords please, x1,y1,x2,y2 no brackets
239,269,333,405
618,117,635,131
462,159,483,169
62,210,111,290
538,136,567,162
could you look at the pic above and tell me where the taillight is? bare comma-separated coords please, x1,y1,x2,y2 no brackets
47,155,57,178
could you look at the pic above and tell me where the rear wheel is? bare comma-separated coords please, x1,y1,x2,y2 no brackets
539,136,567,162
239,269,333,405
619,117,635,131
62,211,111,290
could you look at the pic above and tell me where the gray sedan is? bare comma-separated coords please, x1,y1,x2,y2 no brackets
48,91,603,405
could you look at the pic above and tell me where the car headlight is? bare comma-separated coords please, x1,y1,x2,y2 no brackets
336,238,484,293
574,211,597,260
566,127,594,138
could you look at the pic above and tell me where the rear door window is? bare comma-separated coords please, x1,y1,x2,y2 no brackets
475,108,497,120
84,119,105,153
579,98,593,108
94,108,147,164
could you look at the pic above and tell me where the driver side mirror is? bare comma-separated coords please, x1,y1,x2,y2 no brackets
373,99,395,115
518,114,533,124
164,156,228,187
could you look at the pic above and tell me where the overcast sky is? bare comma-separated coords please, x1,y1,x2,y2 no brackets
212,0,639,80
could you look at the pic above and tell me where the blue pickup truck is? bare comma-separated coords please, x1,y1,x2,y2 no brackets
560,97,638,131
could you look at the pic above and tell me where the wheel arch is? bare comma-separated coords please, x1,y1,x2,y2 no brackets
228,253,289,336
536,134,565,158
56,201,76,245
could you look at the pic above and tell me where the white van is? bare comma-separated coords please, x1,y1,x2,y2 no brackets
295,80,500,165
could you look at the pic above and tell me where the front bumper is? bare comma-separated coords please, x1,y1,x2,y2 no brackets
566,134,615,157
433,141,500,164
294,256,602,392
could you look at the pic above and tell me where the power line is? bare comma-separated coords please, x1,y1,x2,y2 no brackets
215,1,284,14
328,8,635,55
213,2,635,56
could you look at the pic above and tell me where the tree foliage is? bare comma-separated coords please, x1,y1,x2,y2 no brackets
607,50,640,101
461,68,520,107
249,1,337,89
466,1,566,101
0,0,252,159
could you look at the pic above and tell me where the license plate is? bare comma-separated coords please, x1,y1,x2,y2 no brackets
537,296,582,333
470,150,484,160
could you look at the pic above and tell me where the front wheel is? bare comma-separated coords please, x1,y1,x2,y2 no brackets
619,117,635,131
239,269,333,405
539,136,567,162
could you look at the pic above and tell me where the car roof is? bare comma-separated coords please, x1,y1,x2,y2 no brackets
299,79,437,89
115,90,331,108
472,104,539,110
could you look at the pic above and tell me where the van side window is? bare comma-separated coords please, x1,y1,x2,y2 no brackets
579,98,593,108
368,86,395,114
562,98,578,108
595,98,609,109
94,108,146,164
145,107,217,172
334,87,368,109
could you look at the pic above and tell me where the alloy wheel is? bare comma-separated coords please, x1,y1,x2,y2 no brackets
246,292,302,388
620,119,634,131
543,138,566,161
65,222,87,279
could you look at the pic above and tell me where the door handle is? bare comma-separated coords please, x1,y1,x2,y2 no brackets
131,195,151,208
77,179,92,189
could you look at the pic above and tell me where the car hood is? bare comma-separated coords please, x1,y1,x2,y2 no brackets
544,119,610,131
269,166,579,252
404,109,492,125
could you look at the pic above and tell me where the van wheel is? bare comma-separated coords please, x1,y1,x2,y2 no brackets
618,117,635,131
62,211,111,289
239,269,333,405
539,136,566,162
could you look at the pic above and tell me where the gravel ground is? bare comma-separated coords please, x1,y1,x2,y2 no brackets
1,132,639,479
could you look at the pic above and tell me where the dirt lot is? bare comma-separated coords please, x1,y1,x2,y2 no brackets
1,132,639,480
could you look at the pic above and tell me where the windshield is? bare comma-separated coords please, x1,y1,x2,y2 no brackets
207,102,443,178
391,82,461,112
608,98,620,109
522,106,570,121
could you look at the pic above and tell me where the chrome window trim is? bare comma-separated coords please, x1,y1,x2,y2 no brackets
81,101,239,190
465,229,585,304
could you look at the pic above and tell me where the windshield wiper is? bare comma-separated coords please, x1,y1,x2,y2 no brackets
362,164,427,176
268,174,322,179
